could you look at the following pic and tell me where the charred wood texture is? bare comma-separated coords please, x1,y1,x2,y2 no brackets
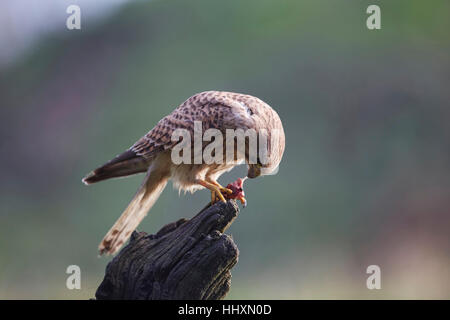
95,200,240,300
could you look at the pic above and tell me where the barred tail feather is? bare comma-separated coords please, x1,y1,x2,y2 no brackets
82,150,148,185
98,166,169,255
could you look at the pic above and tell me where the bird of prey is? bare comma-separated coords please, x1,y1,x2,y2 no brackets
82,91,285,255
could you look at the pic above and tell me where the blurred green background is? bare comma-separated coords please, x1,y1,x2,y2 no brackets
1,0,449,299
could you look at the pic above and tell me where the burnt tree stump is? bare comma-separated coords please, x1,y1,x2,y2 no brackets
95,200,240,300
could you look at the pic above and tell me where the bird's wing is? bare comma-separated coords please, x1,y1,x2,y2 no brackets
130,91,256,159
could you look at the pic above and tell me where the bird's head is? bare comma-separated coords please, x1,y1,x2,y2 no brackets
247,117,285,179
233,93,285,179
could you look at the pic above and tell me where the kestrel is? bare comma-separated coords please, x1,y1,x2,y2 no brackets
83,91,285,255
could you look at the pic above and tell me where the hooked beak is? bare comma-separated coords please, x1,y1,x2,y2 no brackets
247,164,261,179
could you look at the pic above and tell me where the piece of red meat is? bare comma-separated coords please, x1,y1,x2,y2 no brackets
224,177,246,206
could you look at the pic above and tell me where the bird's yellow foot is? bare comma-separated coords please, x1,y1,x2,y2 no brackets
197,179,231,205
209,181,233,195
237,195,247,207
209,181,233,204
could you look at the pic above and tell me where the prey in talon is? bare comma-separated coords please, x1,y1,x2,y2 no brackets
224,177,247,207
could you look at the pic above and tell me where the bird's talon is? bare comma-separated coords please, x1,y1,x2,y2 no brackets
198,179,229,204
215,189,227,203
220,187,233,194
211,190,216,205
238,196,247,207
